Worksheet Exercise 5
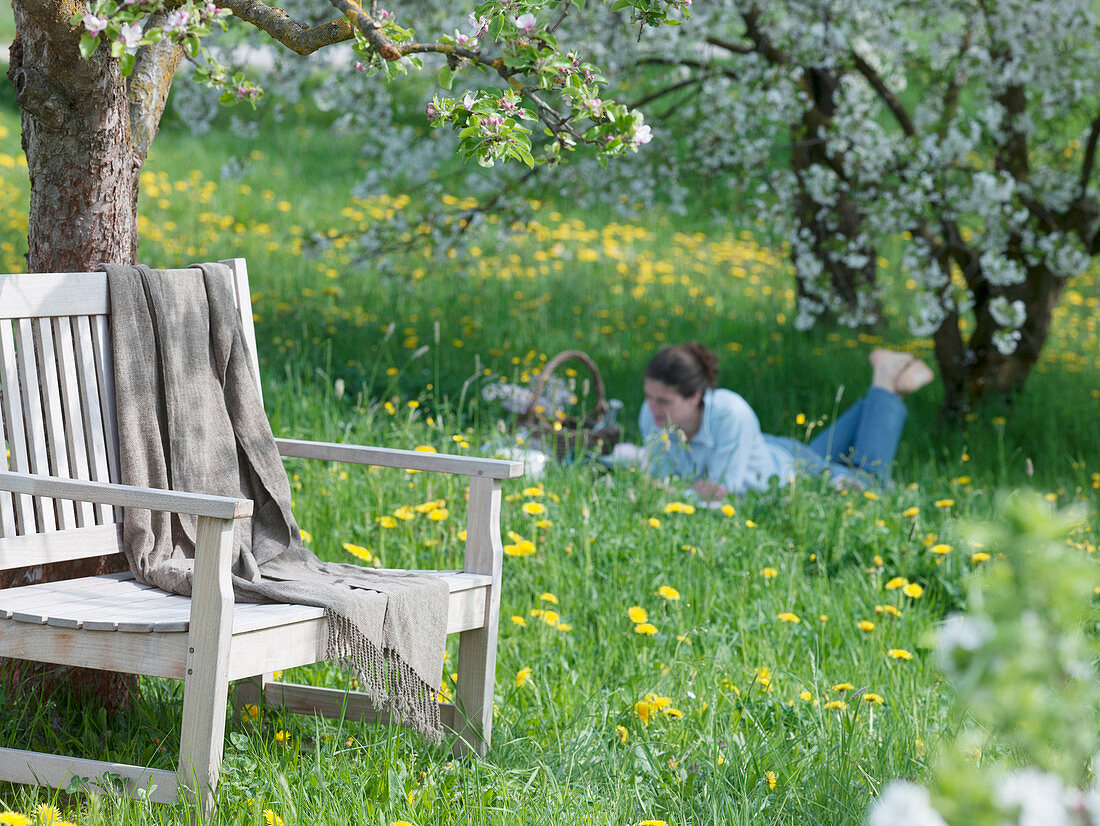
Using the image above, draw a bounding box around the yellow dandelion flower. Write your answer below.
[858,620,875,632]
[883,605,901,617]
[634,700,653,724]
[754,666,772,688]
[796,413,806,425]
[657,585,681,601]
[832,682,854,691]
[1,813,30,826]
[391,821,416,826]
[540,592,559,604]
[765,770,777,790]
[745,519,757,527]
[634,622,658,635]
[628,606,648,623]
[885,576,908,590]
[864,490,879,501]
[511,615,526,626]
[824,700,847,711]
[929,543,952,555]
[648,517,662,529]
[971,551,991,564]
[798,689,813,702]
[516,667,532,687]
[777,612,801,624]
[263,810,284,826]
[541,610,560,625]
[35,808,60,826]
[505,540,536,557]
[663,707,683,719]
[298,528,312,543]
[760,566,778,578]
[535,519,553,529]
[378,515,398,529]
[863,693,885,704]
[639,820,668,826]
[557,622,572,632]
[902,506,920,518]
[243,703,260,722]
[903,583,924,598]
[522,501,546,516]
[342,542,372,561]
[934,498,955,508]
[819,614,829,622]
[888,648,913,660]
[615,724,628,743]
[428,508,449,521]
[394,506,415,521]
[720,504,736,517]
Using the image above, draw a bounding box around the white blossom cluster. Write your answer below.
[163,0,1097,374]
[871,771,1100,826]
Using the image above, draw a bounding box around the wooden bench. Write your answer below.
[0,259,523,814]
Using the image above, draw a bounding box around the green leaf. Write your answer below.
[119,52,135,76]
[437,65,454,90]
[79,35,100,59]
[608,0,632,10]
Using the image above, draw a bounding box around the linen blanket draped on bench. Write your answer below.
[102,262,447,740]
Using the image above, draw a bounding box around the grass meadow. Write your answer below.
[0,59,1099,826]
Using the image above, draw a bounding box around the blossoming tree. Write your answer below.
[6,0,663,273]
[568,0,1100,412]
[3,0,664,705]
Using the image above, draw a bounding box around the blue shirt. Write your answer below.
[639,388,796,496]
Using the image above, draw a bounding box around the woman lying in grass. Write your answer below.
[638,341,934,500]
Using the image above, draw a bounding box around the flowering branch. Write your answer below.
[218,0,353,55]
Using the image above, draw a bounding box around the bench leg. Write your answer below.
[178,515,235,817]
[234,673,272,724]
[451,624,498,756]
[453,477,504,757]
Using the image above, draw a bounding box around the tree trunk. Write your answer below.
[935,265,1066,416]
[790,67,880,327]
[4,0,145,711]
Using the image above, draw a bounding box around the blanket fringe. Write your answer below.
[325,609,443,743]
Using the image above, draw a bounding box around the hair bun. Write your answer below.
[684,342,719,386]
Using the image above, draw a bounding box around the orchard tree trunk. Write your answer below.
[790,67,879,327]
[933,265,1067,416]
[4,0,179,711]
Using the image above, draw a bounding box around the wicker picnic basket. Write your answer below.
[516,350,621,461]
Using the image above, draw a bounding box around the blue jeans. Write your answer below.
[767,387,907,485]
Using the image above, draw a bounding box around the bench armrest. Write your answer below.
[0,471,253,520]
[274,438,524,480]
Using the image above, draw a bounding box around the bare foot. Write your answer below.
[869,349,915,394]
[895,358,934,396]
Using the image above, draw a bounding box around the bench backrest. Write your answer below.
[0,259,257,567]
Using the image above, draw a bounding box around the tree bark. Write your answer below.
[790,67,880,327]
[3,0,166,711]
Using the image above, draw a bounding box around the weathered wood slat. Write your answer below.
[33,317,77,529]
[0,320,35,532]
[0,748,177,803]
[275,438,525,479]
[0,619,189,678]
[53,316,96,526]
[91,313,121,485]
[15,318,57,532]
[0,471,253,520]
[0,522,124,570]
[264,680,457,731]
[0,272,110,319]
[72,315,113,524]
[0,355,15,536]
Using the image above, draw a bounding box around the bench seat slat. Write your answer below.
[0,570,491,633]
